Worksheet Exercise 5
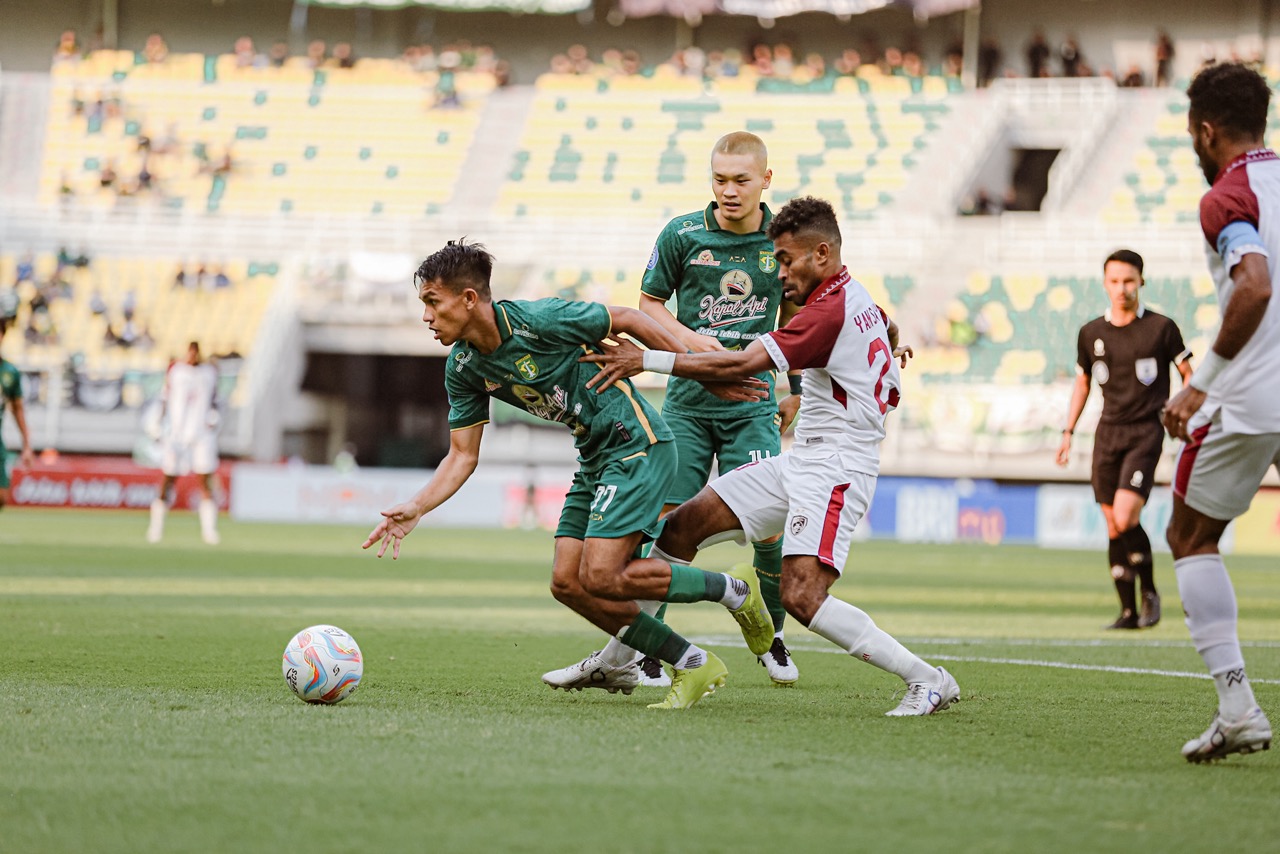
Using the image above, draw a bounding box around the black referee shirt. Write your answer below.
[1076,307,1190,426]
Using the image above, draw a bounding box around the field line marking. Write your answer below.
[689,635,1280,685]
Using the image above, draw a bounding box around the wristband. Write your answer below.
[1189,350,1231,393]
[788,374,803,395]
[1062,429,1073,435]
[642,350,677,374]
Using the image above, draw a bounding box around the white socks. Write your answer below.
[809,595,936,684]
[601,600,662,667]
[718,575,748,610]
[1176,553,1258,721]
[673,643,707,670]
[198,498,219,544]
[147,498,167,543]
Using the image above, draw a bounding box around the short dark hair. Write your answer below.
[766,196,842,248]
[414,238,494,299]
[0,318,7,337]
[1187,62,1271,141]
[1104,249,1144,275]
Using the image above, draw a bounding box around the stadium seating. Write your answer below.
[497,71,954,222]
[0,252,278,405]
[42,52,495,216]
[914,270,1218,384]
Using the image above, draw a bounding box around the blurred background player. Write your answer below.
[1056,249,1192,629]
[147,341,222,545]
[0,320,36,509]
[546,131,802,689]
[1163,62,1278,762]
[583,196,959,716]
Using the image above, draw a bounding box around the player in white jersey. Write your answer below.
[584,196,960,716]
[147,341,221,544]
[1162,63,1278,762]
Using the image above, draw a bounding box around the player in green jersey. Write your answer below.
[545,131,803,690]
[0,321,36,510]
[362,240,777,710]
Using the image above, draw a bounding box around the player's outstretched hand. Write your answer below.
[19,446,35,469]
[686,335,726,353]
[702,378,770,403]
[1055,433,1072,467]
[362,502,423,559]
[1161,386,1206,441]
[581,336,646,392]
[893,344,914,368]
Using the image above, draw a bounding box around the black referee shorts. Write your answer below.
[1091,418,1165,505]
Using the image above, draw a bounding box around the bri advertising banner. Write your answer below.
[9,456,230,510]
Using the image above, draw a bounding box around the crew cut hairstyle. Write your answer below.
[414,238,494,299]
[1187,62,1271,141]
[766,195,841,247]
[711,131,768,168]
[1104,248,1144,276]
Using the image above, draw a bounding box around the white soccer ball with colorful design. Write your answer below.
[282,625,363,704]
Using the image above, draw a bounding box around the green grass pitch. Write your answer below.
[3,508,1279,853]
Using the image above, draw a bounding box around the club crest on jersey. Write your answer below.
[1092,362,1110,384]
[691,250,721,267]
[516,354,539,381]
[1135,357,1157,386]
[719,269,753,301]
[1094,339,1105,357]
[790,515,808,535]
[759,251,777,273]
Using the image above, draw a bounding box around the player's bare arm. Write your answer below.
[639,293,725,353]
[582,336,774,384]
[1056,371,1091,467]
[1163,252,1271,440]
[885,316,913,367]
[11,396,34,468]
[363,424,483,559]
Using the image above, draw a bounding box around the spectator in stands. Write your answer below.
[803,52,827,80]
[53,29,81,64]
[99,160,117,190]
[329,42,356,69]
[173,265,191,290]
[750,43,773,76]
[434,52,461,108]
[902,50,925,79]
[14,253,34,286]
[978,38,1002,87]
[620,50,642,76]
[233,36,261,69]
[566,44,593,75]
[834,48,863,77]
[213,266,231,289]
[1026,29,1050,78]
[1060,36,1083,77]
[880,46,904,76]
[305,39,327,69]
[143,32,169,65]
[122,289,137,321]
[0,286,18,324]
[1155,31,1175,86]
[1121,65,1146,88]
[943,41,963,78]
[263,40,287,68]
[89,289,108,317]
[772,43,796,77]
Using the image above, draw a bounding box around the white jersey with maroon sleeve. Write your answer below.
[759,267,900,475]
[1197,148,1280,435]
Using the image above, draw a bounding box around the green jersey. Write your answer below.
[444,299,672,471]
[0,359,20,419]
[641,202,783,417]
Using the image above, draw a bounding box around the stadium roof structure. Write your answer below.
[297,0,976,17]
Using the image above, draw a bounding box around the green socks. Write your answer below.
[663,563,725,604]
[753,538,786,631]
[619,611,691,665]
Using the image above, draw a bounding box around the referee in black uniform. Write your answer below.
[1056,249,1193,629]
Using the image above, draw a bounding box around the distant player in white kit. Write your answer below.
[584,196,960,716]
[1162,62,1278,762]
[147,341,221,544]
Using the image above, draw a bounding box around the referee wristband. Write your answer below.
[1189,350,1231,393]
[642,350,677,374]
[788,374,803,395]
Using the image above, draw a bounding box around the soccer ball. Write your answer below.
[282,625,363,704]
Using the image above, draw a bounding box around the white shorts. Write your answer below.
[1175,410,1280,520]
[708,447,876,574]
[162,435,219,477]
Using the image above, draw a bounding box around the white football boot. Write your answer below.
[541,651,642,695]
[885,666,961,717]
[758,636,799,686]
[1182,707,1272,763]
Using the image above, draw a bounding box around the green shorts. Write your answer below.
[0,450,11,490]
[555,439,678,540]
[663,410,782,505]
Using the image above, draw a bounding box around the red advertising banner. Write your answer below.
[10,456,231,510]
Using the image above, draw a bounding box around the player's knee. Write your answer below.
[578,560,624,600]
[549,572,581,607]
[780,578,822,626]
